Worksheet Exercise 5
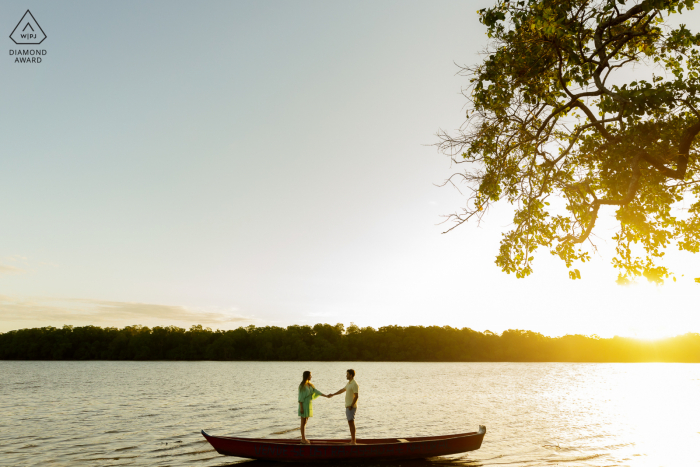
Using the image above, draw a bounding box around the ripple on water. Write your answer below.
[1,361,700,466]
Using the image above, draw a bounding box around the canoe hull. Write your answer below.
[201,426,486,461]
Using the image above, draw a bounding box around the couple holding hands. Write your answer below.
[297,369,359,445]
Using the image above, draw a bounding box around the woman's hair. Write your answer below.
[299,370,313,388]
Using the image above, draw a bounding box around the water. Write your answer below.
[1,362,699,466]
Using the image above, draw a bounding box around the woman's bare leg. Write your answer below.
[300,417,310,444]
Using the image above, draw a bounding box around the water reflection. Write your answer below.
[234,457,485,467]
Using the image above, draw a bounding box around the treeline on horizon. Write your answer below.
[0,323,698,362]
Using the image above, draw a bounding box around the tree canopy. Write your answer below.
[438,0,700,283]
[1,323,699,362]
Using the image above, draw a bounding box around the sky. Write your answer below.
[1,0,699,338]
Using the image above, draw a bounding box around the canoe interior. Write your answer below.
[205,431,480,445]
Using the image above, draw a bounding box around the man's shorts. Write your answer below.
[345,407,357,421]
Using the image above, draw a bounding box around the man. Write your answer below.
[330,369,359,445]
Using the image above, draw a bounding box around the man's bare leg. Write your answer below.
[301,417,310,444]
[347,420,356,445]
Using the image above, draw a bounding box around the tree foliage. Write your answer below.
[1,323,699,362]
[438,0,700,282]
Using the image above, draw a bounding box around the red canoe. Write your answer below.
[201,425,486,461]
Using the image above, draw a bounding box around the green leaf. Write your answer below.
[438,0,700,282]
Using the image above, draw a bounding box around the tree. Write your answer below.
[437,0,700,283]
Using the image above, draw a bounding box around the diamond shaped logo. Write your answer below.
[10,10,46,45]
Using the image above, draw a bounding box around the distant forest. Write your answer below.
[0,324,698,362]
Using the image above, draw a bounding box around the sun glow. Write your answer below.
[607,364,700,466]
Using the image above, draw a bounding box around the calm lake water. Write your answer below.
[1,362,699,466]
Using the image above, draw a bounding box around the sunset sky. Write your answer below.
[1,0,699,338]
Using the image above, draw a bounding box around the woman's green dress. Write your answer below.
[298,384,323,418]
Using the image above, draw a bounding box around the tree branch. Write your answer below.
[560,153,642,244]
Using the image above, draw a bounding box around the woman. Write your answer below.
[298,370,330,444]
